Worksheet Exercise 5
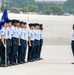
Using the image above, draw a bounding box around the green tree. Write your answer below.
[54,6,65,15]
[43,9,52,15]
[28,5,38,12]
[63,0,74,11]
[1,4,4,12]
[20,7,28,13]
[9,0,35,8]
[11,7,20,13]
[3,0,65,14]
[3,0,67,14]
[70,9,74,15]
[44,6,65,15]
[7,0,47,12]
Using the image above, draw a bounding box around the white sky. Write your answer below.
[35,0,67,1]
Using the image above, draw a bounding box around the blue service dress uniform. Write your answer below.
[32,29,36,60]
[39,30,43,59]
[7,26,12,64]
[1,27,9,65]
[19,28,27,63]
[28,29,35,61]
[0,29,2,64]
[18,27,22,63]
[71,32,74,56]
[10,25,14,64]
[34,29,40,60]
[11,26,19,65]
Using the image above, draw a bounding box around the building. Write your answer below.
[35,0,67,5]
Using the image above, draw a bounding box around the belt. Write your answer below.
[31,40,34,42]
[21,39,26,41]
[7,39,11,40]
[40,39,43,40]
[35,39,40,41]
[12,37,18,39]
[72,40,74,42]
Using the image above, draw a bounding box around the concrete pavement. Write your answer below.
[0,45,74,75]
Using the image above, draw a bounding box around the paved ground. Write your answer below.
[0,45,74,75]
[0,14,74,75]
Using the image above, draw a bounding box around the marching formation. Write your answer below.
[0,10,43,67]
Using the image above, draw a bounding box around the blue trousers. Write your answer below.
[6,39,11,65]
[1,39,11,65]
[18,39,27,63]
[0,39,4,64]
[0,39,2,58]
[18,46,21,63]
[10,38,19,64]
[34,40,40,59]
[27,41,34,61]
[71,41,74,56]
[1,43,5,64]
[39,39,43,58]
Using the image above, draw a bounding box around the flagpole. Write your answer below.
[4,4,7,67]
[5,27,7,67]
[27,2,29,23]
[26,1,29,62]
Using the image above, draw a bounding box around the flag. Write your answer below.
[0,22,2,30]
[1,9,9,67]
[1,9,9,23]
[0,9,9,30]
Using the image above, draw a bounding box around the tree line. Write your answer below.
[1,0,74,15]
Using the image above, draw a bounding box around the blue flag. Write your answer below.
[0,22,2,30]
[0,9,9,30]
[1,9,9,23]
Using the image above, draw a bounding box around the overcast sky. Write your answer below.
[35,0,67,1]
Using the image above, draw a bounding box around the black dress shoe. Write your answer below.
[7,64,11,66]
[24,61,28,63]
[0,64,6,67]
[36,58,39,60]
[33,59,36,61]
[39,58,43,60]
[28,60,33,62]
[72,62,74,64]
[10,63,16,65]
[20,62,24,64]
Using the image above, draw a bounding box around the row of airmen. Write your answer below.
[0,19,43,67]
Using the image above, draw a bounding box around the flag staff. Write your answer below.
[25,1,29,62]
[4,28,7,67]
[27,1,29,24]
[4,4,7,67]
